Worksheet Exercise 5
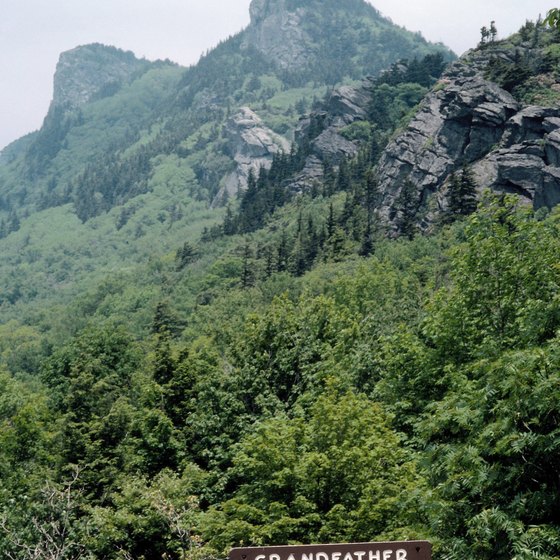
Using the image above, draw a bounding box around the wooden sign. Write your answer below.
[230,541,431,560]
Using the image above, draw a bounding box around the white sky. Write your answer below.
[0,0,556,150]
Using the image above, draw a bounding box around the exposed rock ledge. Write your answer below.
[287,79,374,192]
[213,107,290,206]
[374,56,560,231]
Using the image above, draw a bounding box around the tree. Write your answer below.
[480,26,490,46]
[0,468,88,560]
[202,388,426,554]
[445,164,478,220]
[176,242,199,270]
[240,241,255,289]
[544,8,560,28]
[422,343,560,559]
[223,204,236,236]
[489,20,498,42]
[425,193,560,363]
[395,179,419,239]
[41,325,142,497]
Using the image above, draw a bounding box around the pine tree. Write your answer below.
[241,241,255,289]
[176,241,198,270]
[326,202,337,239]
[262,245,276,278]
[445,171,463,218]
[480,26,490,46]
[223,204,237,236]
[459,164,478,215]
[335,159,351,192]
[359,220,374,257]
[489,20,498,42]
[446,165,478,220]
[395,179,419,240]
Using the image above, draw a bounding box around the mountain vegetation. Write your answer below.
[0,1,559,559]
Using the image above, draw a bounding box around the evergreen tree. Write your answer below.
[241,241,255,289]
[395,179,419,239]
[335,159,351,192]
[326,202,337,239]
[489,20,498,42]
[175,241,199,270]
[277,230,290,273]
[480,26,490,46]
[446,164,478,220]
[359,220,374,257]
[223,204,237,235]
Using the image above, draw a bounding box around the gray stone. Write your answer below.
[502,106,560,147]
[311,129,360,164]
[376,72,519,224]
[545,130,560,167]
[374,48,560,230]
[212,107,290,206]
[539,166,560,208]
[52,44,147,109]
[243,0,311,71]
[289,79,375,192]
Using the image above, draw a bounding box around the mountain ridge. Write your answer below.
[1,6,559,560]
[0,0,453,324]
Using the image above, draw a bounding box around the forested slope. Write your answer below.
[0,3,559,560]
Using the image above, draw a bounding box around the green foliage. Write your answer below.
[443,165,478,222]
[203,388,426,553]
[2,198,560,558]
[2,5,560,559]
[422,341,560,559]
[86,468,206,560]
[544,8,560,29]
[425,195,560,364]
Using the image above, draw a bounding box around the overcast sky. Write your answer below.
[1,0,556,150]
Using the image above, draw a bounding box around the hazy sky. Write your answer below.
[1,0,556,150]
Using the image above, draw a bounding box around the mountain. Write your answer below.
[243,0,447,82]
[281,22,560,234]
[0,0,452,324]
[1,4,560,560]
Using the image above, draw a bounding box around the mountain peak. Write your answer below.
[244,0,453,79]
[52,43,147,109]
[245,0,310,71]
[248,0,274,23]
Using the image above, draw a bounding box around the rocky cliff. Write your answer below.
[288,80,374,192]
[52,44,148,109]
[244,0,311,71]
[213,107,290,205]
[375,46,560,230]
[242,0,454,81]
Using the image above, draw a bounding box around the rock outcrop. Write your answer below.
[374,53,560,230]
[52,44,148,109]
[243,0,454,78]
[472,106,560,209]
[244,0,311,71]
[213,107,290,205]
[288,79,374,192]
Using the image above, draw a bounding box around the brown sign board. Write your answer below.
[230,541,431,560]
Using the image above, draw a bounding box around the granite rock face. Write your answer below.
[374,55,560,231]
[244,0,311,71]
[288,79,374,192]
[213,107,290,205]
[52,44,147,109]
[471,108,560,209]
